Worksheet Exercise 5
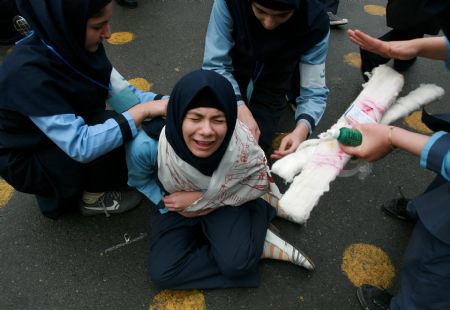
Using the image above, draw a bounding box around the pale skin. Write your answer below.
[238,3,309,159]
[85,3,169,129]
[163,107,229,217]
[341,29,448,161]
[340,124,429,161]
[347,29,448,61]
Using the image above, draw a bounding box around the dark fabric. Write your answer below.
[0,110,128,218]
[165,69,237,176]
[0,0,21,45]
[409,175,450,245]
[0,0,112,116]
[233,57,298,153]
[141,117,166,140]
[423,0,450,39]
[225,0,329,64]
[253,0,299,10]
[110,112,133,142]
[149,199,276,289]
[318,0,337,14]
[425,135,450,175]
[386,0,440,35]
[88,0,112,17]
[422,110,450,132]
[390,220,450,310]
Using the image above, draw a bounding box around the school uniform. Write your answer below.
[127,69,278,288]
[203,0,330,152]
[0,0,163,218]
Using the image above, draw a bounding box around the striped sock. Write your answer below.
[261,240,290,261]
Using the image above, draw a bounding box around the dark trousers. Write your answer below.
[319,0,339,14]
[390,220,450,310]
[233,58,297,153]
[0,111,128,218]
[149,199,276,289]
[392,176,450,309]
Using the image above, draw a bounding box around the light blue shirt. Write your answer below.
[419,45,450,181]
[202,0,330,132]
[126,130,163,204]
[30,85,160,163]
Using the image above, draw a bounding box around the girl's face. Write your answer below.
[182,107,228,158]
[251,2,294,30]
[85,2,113,52]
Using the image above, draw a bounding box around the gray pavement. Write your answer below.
[1,0,449,309]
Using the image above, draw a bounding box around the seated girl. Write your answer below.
[127,69,314,289]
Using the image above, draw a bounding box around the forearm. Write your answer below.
[390,126,429,157]
[413,36,448,61]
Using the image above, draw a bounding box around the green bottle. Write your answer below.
[337,127,362,146]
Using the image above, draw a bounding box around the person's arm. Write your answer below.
[348,29,448,61]
[341,124,450,181]
[420,131,450,181]
[126,130,164,204]
[272,31,330,159]
[339,124,429,161]
[202,0,260,140]
[202,0,240,99]
[30,100,166,163]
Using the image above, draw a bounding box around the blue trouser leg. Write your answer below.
[390,220,450,310]
[149,199,276,289]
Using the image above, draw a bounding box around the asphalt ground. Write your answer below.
[1,0,449,309]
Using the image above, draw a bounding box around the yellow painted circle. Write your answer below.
[107,32,135,45]
[342,243,395,289]
[364,5,386,16]
[0,179,14,208]
[344,52,362,69]
[404,111,433,134]
[149,290,206,310]
[128,78,153,92]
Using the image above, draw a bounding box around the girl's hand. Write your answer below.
[163,191,203,212]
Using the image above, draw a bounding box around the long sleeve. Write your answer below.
[202,0,243,102]
[295,31,330,133]
[420,131,450,181]
[126,130,163,204]
[30,111,138,163]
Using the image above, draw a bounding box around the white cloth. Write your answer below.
[158,120,279,211]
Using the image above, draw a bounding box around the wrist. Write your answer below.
[387,126,396,150]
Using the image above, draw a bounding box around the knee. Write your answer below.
[216,253,259,278]
[149,262,179,289]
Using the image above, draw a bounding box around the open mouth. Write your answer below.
[194,139,215,150]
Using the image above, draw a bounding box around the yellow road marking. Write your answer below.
[107,32,135,45]
[344,52,361,69]
[128,78,153,92]
[149,290,206,310]
[403,111,433,134]
[0,179,14,208]
[364,5,386,16]
[341,243,395,289]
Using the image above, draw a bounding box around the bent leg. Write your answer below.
[149,200,276,289]
[203,200,276,280]
[0,146,83,218]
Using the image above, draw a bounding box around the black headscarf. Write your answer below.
[0,0,112,116]
[165,69,237,176]
[225,0,329,63]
